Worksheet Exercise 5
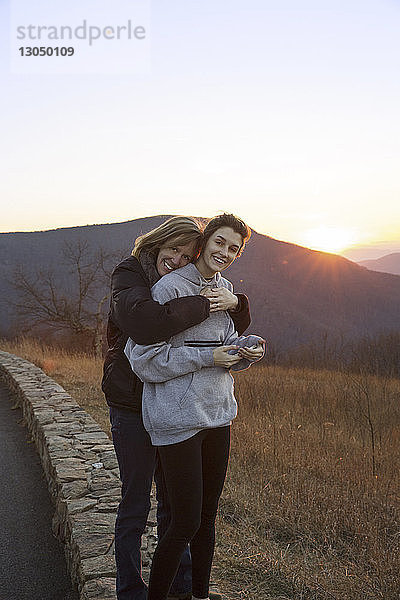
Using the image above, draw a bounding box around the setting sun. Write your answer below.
[299,226,359,254]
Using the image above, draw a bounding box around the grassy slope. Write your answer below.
[1,338,399,600]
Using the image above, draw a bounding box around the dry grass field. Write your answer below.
[1,337,399,599]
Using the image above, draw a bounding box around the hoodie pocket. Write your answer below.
[178,368,236,428]
[178,372,195,406]
[144,375,193,432]
[144,369,236,435]
[180,367,233,406]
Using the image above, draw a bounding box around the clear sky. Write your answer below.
[1,0,399,259]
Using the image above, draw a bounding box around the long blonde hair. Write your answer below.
[132,216,203,260]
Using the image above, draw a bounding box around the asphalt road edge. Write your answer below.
[0,350,157,600]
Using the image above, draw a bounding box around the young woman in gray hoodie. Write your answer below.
[125,214,265,600]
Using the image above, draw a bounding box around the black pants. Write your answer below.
[148,426,231,600]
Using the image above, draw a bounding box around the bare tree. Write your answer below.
[11,239,124,356]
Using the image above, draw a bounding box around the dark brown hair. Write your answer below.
[202,213,251,256]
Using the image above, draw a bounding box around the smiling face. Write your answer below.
[156,239,197,277]
[195,226,243,278]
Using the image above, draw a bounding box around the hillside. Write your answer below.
[1,217,400,350]
[2,337,399,600]
[359,252,400,275]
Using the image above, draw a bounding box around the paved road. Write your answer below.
[0,382,79,600]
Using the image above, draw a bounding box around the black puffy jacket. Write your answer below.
[102,257,251,412]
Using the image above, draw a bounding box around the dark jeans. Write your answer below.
[110,407,192,600]
[148,426,231,600]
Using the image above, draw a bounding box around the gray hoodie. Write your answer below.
[125,263,262,446]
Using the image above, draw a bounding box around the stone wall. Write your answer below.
[0,350,157,600]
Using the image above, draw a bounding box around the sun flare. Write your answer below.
[299,226,359,254]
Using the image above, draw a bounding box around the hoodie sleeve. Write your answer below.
[223,325,251,372]
[125,338,214,383]
[223,317,265,372]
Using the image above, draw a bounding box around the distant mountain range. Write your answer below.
[358,253,400,276]
[343,242,400,262]
[1,217,400,351]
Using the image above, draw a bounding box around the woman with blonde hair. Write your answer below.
[102,215,251,600]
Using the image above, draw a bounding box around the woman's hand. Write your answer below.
[212,346,241,368]
[200,286,239,312]
[238,341,266,362]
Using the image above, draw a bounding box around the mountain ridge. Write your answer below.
[359,252,400,276]
[1,216,400,351]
